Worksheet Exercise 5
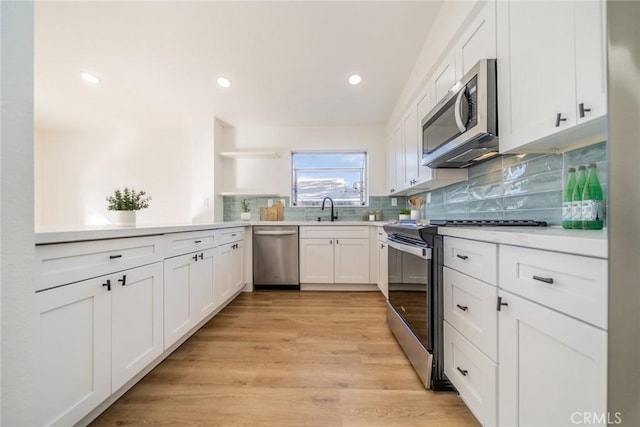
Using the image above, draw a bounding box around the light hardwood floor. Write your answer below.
[91,291,479,426]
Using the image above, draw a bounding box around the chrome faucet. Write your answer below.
[321,197,338,222]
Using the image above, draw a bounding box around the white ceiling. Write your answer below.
[34,1,443,130]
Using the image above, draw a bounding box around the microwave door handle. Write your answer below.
[454,87,468,133]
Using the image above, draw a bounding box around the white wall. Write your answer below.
[387,0,480,130]
[222,125,386,197]
[35,126,192,228]
[1,1,35,424]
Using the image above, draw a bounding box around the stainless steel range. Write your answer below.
[384,219,548,390]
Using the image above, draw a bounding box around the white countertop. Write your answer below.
[437,226,608,259]
[35,220,389,244]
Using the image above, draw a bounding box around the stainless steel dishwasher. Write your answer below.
[253,226,299,289]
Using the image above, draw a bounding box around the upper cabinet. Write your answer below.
[433,51,458,105]
[456,0,497,77]
[497,0,606,153]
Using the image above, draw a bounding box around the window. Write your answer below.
[292,151,367,207]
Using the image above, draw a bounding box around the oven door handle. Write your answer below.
[387,240,432,260]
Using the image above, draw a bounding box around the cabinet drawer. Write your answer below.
[499,245,607,329]
[444,267,498,361]
[299,226,369,239]
[444,237,497,285]
[444,322,497,427]
[36,236,164,291]
[164,230,216,258]
[216,227,245,245]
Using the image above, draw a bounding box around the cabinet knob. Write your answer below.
[497,296,509,311]
[456,304,468,312]
[109,254,122,260]
[555,113,567,127]
[579,103,591,118]
[199,253,204,260]
[380,243,385,249]
[195,240,202,244]
[118,275,127,286]
[192,254,199,262]
[102,279,111,291]
[456,367,468,376]
[456,254,469,260]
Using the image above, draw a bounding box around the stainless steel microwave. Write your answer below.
[421,59,498,168]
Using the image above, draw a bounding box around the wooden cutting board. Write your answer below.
[260,201,284,221]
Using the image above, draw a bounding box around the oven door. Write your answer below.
[387,239,432,348]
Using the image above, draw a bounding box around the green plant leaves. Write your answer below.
[106,187,151,211]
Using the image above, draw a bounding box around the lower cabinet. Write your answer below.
[164,248,217,349]
[218,240,244,303]
[377,238,388,298]
[36,262,163,426]
[498,290,607,427]
[299,238,369,284]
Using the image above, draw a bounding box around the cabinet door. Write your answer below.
[378,241,389,299]
[191,247,217,322]
[498,291,607,426]
[299,238,334,283]
[386,135,397,194]
[36,276,111,427]
[163,254,194,349]
[456,0,496,78]
[403,104,419,188]
[111,262,164,392]
[230,241,245,292]
[416,87,434,183]
[334,238,370,283]
[393,124,404,193]
[217,242,234,303]
[575,0,607,124]
[497,0,576,152]
[432,50,457,105]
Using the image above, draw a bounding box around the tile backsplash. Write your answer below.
[223,141,607,226]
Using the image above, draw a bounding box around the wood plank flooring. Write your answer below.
[91,291,479,426]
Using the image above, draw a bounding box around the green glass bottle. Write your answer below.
[572,165,586,229]
[562,167,576,229]
[581,162,604,229]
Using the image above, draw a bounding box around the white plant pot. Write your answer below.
[398,214,411,221]
[410,210,420,220]
[240,212,251,221]
[115,210,136,227]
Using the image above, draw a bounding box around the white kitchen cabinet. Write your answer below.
[498,290,607,426]
[334,238,370,283]
[36,261,164,426]
[497,0,607,153]
[376,227,388,299]
[386,135,397,195]
[393,124,404,194]
[36,275,111,427]
[218,240,244,303]
[432,50,457,105]
[164,247,218,349]
[455,0,496,78]
[111,262,164,392]
[299,227,370,285]
[403,104,419,188]
[442,236,498,426]
[299,238,334,283]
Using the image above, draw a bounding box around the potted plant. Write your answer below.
[106,187,151,227]
[399,208,411,221]
[240,199,251,221]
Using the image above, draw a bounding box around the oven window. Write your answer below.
[388,246,429,347]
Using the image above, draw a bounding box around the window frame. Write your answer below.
[290,150,368,207]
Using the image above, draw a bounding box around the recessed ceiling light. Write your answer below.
[80,72,100,84]
[217,77,232,88]
[348,74,362,85]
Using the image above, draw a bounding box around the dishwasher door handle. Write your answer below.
[254,230,298,236]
